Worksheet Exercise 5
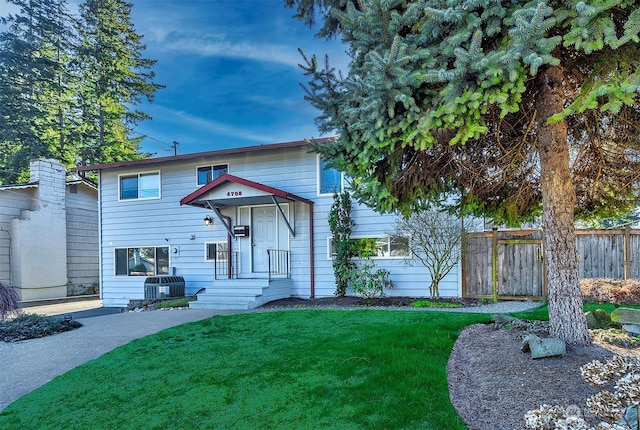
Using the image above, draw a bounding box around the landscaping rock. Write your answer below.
[521,334,566,359]
[619,405,638,430]
[584,309,611,329]
[611,307,640,325]
[622,324,640,336]
[584,312,597,329]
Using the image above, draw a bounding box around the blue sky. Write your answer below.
[0,0,347,156]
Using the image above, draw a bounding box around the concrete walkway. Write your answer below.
[0,307,238,411]
[19,295,108,317]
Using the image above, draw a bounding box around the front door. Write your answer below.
[251,206,277,272]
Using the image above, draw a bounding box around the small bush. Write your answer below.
[1,314,82,342]
[581,278,640,305]
[127,297,195,311]
[0,282,21,320]
[156,298,193,309]
[349,261,393,299]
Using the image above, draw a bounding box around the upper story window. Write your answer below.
[318,156,343,195]
[119,171,160,200]
[197,164,228,186]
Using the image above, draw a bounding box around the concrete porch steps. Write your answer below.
[188,278,291,310]
[188,291,262,310]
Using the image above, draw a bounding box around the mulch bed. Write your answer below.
[446,323,637,430]
[260,296,480,308]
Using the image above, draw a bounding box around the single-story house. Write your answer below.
[73,139,462,309]
[0,159,99,300]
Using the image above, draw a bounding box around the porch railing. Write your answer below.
[214,251,239,280]
[267,249,290,281]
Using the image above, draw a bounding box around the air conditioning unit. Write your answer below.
[143,276,186,299]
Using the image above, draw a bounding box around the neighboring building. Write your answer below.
[0,159,99,300]
[73,139,462,309]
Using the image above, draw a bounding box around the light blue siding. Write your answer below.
[97,144,461,307]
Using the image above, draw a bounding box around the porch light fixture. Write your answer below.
[204,215,214,226]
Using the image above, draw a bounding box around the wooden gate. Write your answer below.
[463,227,640,300]
[463,230,546,300]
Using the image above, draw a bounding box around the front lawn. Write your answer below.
[511,302,640,321]
[0,310,489,430]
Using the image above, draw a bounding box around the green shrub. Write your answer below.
[1,314,82,342]
[155,298,193,309]
[349,261,393,299]
[328,191,355,297]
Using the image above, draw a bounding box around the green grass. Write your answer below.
[510,302,640,321]
[0,310,490,430]
[410,299,463,308]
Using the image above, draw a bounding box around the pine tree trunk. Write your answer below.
[99,108,105,148]
[537,65,591,346]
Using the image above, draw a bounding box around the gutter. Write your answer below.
[98,170,103,301]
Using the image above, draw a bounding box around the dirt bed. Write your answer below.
[447,323,639,430]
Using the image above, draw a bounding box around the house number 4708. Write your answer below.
[227,191,242,196]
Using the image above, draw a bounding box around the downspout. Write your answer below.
[222,214,232,279]
[309,201,315,298]
[0,228,11,286]
[204,201,234,279]
[98,170,103,300]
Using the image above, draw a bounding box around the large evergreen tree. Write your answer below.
[75,0,162,166]
[0,0,74,183]
[291,0,640,345]
[0,0,161,183]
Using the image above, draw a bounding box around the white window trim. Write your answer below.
[326,235,410,260]
[196,164,229,186]
[204,241,229,262]
[118,170,161,201]
[113,245,170,277]
[317,155,344,196]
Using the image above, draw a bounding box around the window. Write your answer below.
[119,172,160,200]
[114,246,169,276]
[327,236,410,259]
[318,157,343,195]
[205,242,229,262]
[197,164,228,186]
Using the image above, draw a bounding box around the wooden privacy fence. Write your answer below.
[462,227,640,300]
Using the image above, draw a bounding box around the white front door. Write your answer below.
[251,206,277,273]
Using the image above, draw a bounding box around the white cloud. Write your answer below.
[0,1,19,16]
[155,106,276,144]
[161,36,302,68]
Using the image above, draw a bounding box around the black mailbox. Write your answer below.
[233,225,250,237]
